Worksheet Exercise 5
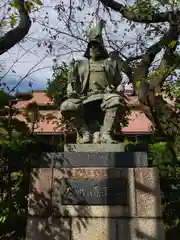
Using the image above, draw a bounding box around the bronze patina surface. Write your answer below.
[60,20,126,144]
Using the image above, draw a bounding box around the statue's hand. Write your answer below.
[67,91,79,98]
[116,84,124,94]
[105,85,115,93]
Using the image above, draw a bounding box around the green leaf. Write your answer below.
[168,41,177,48]
[9,0,20,9]
[24,1,34,12]
[0,90,12,107]
[175,103,180,109]
[33,0,43,5]
[0,127,8,136]
[0,215,7,223]
[135,80,140,88]
[0,20,7,27]
[10,13,16,28]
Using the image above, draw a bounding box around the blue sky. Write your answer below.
[0,1,58,91]
[0,0,135,92]
[0,0,162,93]
[2,75,47,92]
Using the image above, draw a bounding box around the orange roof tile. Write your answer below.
[14,90,153,134]
[121,110,152,133]
[14,91,53,109]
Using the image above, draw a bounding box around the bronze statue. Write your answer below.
[60,20,125,144]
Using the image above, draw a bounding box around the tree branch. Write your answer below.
[134,23,179,83]
[132,22,179,110]
[109,50,133,82]
[0,0,31,56]
[150,54,180,90]
[100,0,180,23]
[99,0,180,140]
[149,22,180,89]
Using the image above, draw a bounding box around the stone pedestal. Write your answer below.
[26,144,165,240]
[64,143,125,152]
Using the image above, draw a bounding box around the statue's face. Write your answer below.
[89,42,103,59]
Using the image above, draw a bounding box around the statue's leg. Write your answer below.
[72,111,92,143]
[100,93,123,143]
[60,99,92,143]
[100,107,118,143]
[83,99,103,143]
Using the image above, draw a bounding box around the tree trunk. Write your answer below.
[0,0,31,55]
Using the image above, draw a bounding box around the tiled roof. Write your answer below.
[122,110,152,133]
[14,91,53,109]
[14,90,153,134]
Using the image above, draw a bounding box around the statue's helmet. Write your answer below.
[84,19,109,59]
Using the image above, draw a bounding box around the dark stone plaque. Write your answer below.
[11,151,148,168]
[53,152,148,168]
[61,179,127,205]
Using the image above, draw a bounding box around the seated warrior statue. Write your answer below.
[60,20,126,144]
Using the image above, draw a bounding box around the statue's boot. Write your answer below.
[72,116,92,143]
[100,107,118,143]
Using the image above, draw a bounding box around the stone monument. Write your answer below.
[25,20,165,240]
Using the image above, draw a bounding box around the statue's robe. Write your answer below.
[61,57,125,112]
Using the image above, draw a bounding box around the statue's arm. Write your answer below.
[121,61,133,83]
[109,51,133,84]
[67,61,80,97]
[104,60,124,94]
[109,61,123,89]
